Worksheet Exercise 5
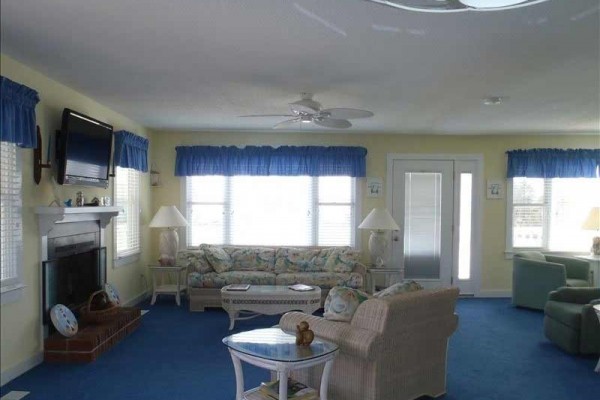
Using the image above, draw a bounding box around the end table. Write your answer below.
[149,265,187,306]
[367,267,403,294]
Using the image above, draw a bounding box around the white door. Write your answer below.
[389,157,481,293]
[391,160,454,288]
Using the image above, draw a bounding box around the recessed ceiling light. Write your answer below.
[483,96,507,105]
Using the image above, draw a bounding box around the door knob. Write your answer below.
[393,236,399,242]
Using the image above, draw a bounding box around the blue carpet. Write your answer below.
[1,298,599,399]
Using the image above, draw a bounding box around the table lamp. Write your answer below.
[358,208,400,267]
[149,205,188,266]
[582,207,600,256]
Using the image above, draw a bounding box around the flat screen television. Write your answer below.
[56,109,113,188]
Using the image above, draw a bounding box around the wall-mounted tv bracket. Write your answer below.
[33,125,52,184]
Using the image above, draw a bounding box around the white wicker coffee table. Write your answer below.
[221,285,321,330]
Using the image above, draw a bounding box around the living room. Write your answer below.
[1,1,599,399]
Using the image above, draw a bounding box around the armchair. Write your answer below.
[279,287,460,400]
[543,287,600,355]
[512,252,591,310]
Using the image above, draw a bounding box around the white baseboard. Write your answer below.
[0,352,43,387]
[477,290,512,298]
[123,290,150,307]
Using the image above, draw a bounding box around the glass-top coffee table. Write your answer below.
[223,327,339,400]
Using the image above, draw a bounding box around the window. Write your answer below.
[114,166,141,264]
[185,176,357,247]
[0,141,23,294]
[508,177,600,252]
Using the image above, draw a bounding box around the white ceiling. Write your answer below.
[1,0,599,134]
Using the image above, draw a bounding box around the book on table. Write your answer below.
[226,284,251,291]
[288,284,315,292]
[259,378,317,399]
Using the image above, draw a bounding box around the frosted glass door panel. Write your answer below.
[403,173,442,280]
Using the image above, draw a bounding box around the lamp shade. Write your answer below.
[149,206,188,228]
[582,207,600,230]
[358,208,400,231]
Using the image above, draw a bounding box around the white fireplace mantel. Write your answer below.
[35,206,122,236]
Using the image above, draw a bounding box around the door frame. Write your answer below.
[386,153,484,296]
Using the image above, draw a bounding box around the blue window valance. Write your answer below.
[114,130,149,172]
[175,145,368,177]
[507,148,600,178]
[0,76,40,148]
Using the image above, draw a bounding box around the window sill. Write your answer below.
[0,283,26,305]
[114,253,140,268]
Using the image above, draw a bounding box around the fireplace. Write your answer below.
[36,206,120,337]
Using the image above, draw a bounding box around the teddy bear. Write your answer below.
[296,321,315,346]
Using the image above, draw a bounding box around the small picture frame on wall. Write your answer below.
[366,177,383,197]
[486,179,505,199]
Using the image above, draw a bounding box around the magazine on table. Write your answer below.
[288,284,315,292]
[226,284,250,291]
[259,378,317,399]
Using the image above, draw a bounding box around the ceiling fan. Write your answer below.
[239,93,374,129]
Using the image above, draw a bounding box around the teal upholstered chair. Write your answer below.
[512,252,591,310]
[543,287,600,355]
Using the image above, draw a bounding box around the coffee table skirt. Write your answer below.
[221,285,321,330]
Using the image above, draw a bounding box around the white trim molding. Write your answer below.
[0,284,26,305]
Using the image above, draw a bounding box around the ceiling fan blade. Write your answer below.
[239,114,295,118]
[273,118,301,129]
[314,118,352,129]
[321,108,374,120]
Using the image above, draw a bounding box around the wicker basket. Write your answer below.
[80,290,120,324]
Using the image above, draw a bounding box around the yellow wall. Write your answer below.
[1,51,598,382]
[149,130,599,293]
[0,54,152,378]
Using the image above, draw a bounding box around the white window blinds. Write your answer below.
[511,177,600,251]
[114,166,141,259]
[186,176,356,247]
[0,142,22,287]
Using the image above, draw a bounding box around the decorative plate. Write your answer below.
[50,304,78,337]
[104,283,121,306]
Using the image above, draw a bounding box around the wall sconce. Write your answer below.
[150,164,161,187]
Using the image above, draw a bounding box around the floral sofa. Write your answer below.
[176,244,367,311]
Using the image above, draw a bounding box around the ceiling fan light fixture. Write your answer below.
[459,0,533,8]
[364,0,550,12]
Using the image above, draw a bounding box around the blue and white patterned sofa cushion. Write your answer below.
[323,286,371,322]
[324,247,361,273]
[176,248,213,274]
[275,272,363,289]
[188,271,276,288]
[225,247,275,272]
[202,245,233,273]
[274,248,326,273]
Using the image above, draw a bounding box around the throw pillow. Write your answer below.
[176,249,213,274]
[373,280,424,298]
[324,247,361,273]
[202,245,233,273]
[323,286,371,322]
